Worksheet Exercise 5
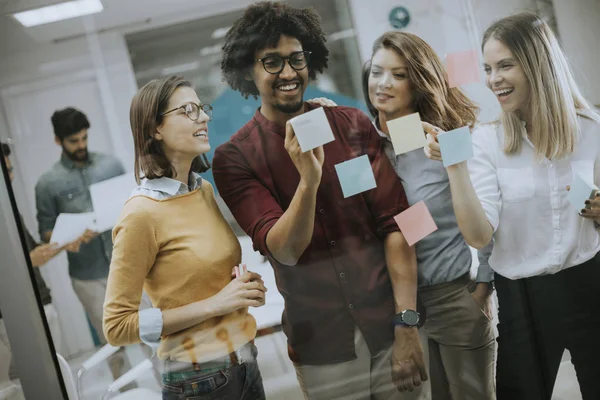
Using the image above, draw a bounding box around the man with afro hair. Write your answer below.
[214,2,427,398]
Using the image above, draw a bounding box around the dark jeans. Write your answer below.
[495,252,600,400]
[161,343,266,400]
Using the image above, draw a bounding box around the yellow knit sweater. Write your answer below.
[103,182,256,363]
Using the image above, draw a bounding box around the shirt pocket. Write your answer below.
[57,188,91,213]
[570,160,595,184]
[497,167,535,202]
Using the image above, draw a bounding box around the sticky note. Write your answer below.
[567,173,598,211]
[446,50,481,88]
[437,126,473,167]
[394,201,438,246]
[289,107,335,152]
[386,112,426,155]
[334,155,377,198]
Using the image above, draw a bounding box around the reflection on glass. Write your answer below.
[0,0,598,399]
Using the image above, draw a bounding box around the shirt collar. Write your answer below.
[519,120,534,148]
[372,117,391,141]
[140,172,203,196]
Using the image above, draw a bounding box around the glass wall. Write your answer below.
[0,0,598,399]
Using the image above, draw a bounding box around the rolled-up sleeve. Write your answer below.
[468,125,501,232]
[139,308,163,352]
[35,180,58,238]
[476,241,495,282]
[103,202,158,346]
[361,116,408,237]
[213,143,283,256]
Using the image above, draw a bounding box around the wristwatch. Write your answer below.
[392,309,420,327]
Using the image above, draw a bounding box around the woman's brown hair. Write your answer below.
[363,31,479,131]
[130,76,210,184]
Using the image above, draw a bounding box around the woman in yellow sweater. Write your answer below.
[103,75,268,399]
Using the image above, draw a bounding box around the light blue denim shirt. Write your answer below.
[35,152,125,280]
[133,172,203,352]
[374,121,494,286]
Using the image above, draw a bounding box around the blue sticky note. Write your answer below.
[437,126,473,167]
[567,173,598,210]
[334,155,377,198]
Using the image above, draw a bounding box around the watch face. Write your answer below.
[403,310,419,326]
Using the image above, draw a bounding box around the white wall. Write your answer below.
[553,0,600,106]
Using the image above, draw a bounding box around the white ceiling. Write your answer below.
[0,0,257,54]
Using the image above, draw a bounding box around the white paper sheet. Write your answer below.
[89,173,137,233]
[49,212,96,247]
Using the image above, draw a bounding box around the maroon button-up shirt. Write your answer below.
[213,103,409,365]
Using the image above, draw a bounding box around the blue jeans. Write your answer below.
[161,343,266,400]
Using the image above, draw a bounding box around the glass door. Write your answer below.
[0,150,66,399]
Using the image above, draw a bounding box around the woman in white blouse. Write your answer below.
[424,12,600,400]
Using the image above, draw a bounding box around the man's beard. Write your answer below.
[63,146,89,162]
[273,100,304,114]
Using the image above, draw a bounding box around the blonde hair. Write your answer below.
[482,12,600,160]
[363,31,479,131]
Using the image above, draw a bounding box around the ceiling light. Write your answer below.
[211,26,231,40]
[200,44,222,56]
[329,29,355,42]
[161,62,200,76]
[11,0,104,28]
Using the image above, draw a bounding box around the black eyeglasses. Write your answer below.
[161,103,213,121]
[255,51,311,75]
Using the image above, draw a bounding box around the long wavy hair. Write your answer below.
[363,31,479,131]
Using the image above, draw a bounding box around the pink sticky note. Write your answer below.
[446,50,481,88]
[394,201,438,246]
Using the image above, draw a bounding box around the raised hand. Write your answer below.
[284,121,325,188]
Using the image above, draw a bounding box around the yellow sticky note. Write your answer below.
[386,113,426,155]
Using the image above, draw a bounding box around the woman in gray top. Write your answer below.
[363,32,496,400]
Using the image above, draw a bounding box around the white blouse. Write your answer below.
[468,115,600,279]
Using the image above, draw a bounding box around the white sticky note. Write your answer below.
[90,173,138,232]
[334,155,377,198]
[289,107,335,152]
[386,113,427,155]
[50,212,96,247]
[437,126,473,167]
[567,173,598,211]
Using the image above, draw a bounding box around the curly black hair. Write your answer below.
[221,1,329,99]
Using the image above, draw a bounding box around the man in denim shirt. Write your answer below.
[35,107,125,348]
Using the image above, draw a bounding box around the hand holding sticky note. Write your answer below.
[446,50,481,88]
[567,173,599,211]
[335,154,377,198]
[289,107,335,152]
[394,201,438,246]
[437,126,473,167]
[387,112,427,155]
[234,263,248,278]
